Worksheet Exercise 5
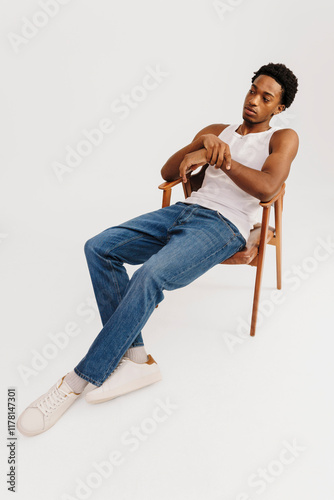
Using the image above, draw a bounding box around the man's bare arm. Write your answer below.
[218,129,299,201]
[160,124,227,181]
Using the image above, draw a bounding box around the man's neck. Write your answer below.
[238,120,272,136]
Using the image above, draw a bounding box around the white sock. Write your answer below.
[65,370,89,393]
[124,346,149,363]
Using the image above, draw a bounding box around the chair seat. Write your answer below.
[222,224,275,265]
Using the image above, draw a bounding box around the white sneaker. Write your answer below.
[85,354,162,404]
[17,375,81,437]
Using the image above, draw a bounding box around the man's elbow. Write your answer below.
[160,165,169,181]
[257,184,281,202]
[160,170,173,182]
[160,165,179,182]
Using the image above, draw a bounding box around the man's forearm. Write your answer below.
[160,136,205,181]
[220,160,280,201]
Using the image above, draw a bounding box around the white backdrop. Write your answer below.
[1,1,334,499]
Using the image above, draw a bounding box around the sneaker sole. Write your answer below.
[86,371,162,404]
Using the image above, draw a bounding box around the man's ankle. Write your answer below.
[125,346,149,363]
[64,371,88,393]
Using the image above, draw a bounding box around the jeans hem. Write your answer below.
[74,367,102,387]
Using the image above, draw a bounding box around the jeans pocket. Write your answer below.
[215,211,237,233]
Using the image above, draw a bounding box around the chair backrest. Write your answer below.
[182,164,209,198]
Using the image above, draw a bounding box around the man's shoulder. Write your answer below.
[271,127,299,141]
[269,128,299,154]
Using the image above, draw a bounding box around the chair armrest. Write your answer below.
[158,177,188,208]
[158,178,183,190]
[259,183,285,207]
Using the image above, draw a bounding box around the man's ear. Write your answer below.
[273,104,286,115]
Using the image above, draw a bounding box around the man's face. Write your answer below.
[242,74,285,124]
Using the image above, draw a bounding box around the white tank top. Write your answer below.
[184,123,280,240]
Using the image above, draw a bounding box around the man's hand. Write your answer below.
[179,149,208,183]
[202,134,231,170]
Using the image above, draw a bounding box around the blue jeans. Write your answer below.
[74,202,246,386]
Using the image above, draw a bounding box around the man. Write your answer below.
[17,62,299,436]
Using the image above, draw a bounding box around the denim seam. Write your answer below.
[108,260,123,304]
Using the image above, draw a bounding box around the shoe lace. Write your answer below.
[112,356,129,373]
[37,383,69,416]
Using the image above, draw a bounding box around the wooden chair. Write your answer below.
[158,164,285,337]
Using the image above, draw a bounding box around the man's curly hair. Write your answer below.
[251,63,298,109]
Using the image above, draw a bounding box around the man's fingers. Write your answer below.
[179,160,187,182]
[206,141,219,165]
[225,146,232,170]
[180,162,205,183]
[215,145,226,169]
[180,159,194,183]
[214,145,232,171]
[207,146,215,165]
[212,146,219,166]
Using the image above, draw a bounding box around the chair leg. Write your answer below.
[250,206,271,336]
[162,189,171,208]
[274,197,283,290]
